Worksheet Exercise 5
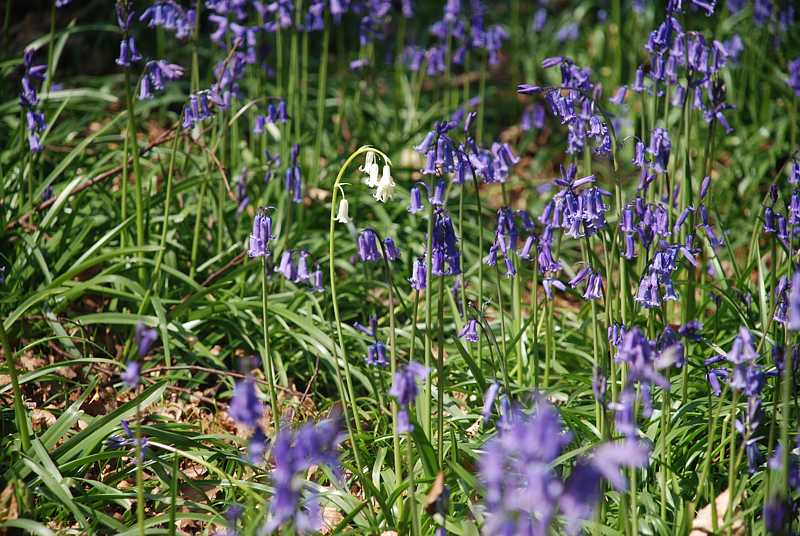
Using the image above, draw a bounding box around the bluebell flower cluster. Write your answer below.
[230,376,270,462]
[431,209,461,276]
[353,315,388,367]
[19,49,48,153]
[519,56,612,155]
[139,1,195,40]
[479,397,651,535]
[635,5,736,134]
[276,249,324,292]
[264,418,344,534]
[115,1,142,68]
[539,164,610,239]
[254,100,288,133]
[248,211,275,257]
[609,326,686,437]
[285,144,302,203]
[138,60,185,100]
[402,0,506,76]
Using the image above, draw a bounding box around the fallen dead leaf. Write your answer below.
[690,488,744,536]
[31,408,57,431]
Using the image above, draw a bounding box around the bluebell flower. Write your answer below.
[357,229,382,263]
[383,237,401,262]
[409,256,427,290]
[389,362,429,433]
[107,419,148,463]
[481,382,500,422]
[458,319,479,343]
[408,185,424,214]
[365,341,388,367]
[249,212,275,257]
[121,360,140,388]
[139,1,195,39]
[139,60,184,100]
[265,418,344,534]
[135,322,158,357]
[229,377,264,428]
[116,36,142,68]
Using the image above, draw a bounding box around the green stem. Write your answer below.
[261,256,281,432]
[0,321,31,451]
[135,405,145,536]
[124,71,145,285]
[405,431,421,536]
[436,274,446,468]
[423,182,435,439]
[380,243,403,494]
[45,3,56,94]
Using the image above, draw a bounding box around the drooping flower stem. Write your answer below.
[423,179,435,439]
[0,321,30,451]
[436,272,446,468]
[124,70,146,285]
[328,146,390,439]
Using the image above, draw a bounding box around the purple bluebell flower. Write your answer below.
[365,341,388,367]
[592,366,607,407]
[459,319,479,343]
[311,264,324,292]
[230,377,264,428]
[265,418,344,534]
[121,360,140,388]
[787,272,800,330]
[789,58,800,97]
[408,185,424,214]
[409,256,427,290]
[481,381,500,422]
[138,60,184,101]
[648,128,672,173]
[383,237,401,262]
[278,250,296,281]
[116,36,142,68]
[389,361,429,433]
[353,315,377,338]
[357,229,382,263]
[182,91,214,129]
[431,179,447,206]
[139,1,195,39]
[432,210,461,276]
[764,496,791,534]
[135,322,158,357]
[285,144,303,204]
[479,398,572,535]
[248,212,274,257]
[107,419,148,462]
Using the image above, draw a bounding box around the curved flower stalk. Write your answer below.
[327,144,392,483]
